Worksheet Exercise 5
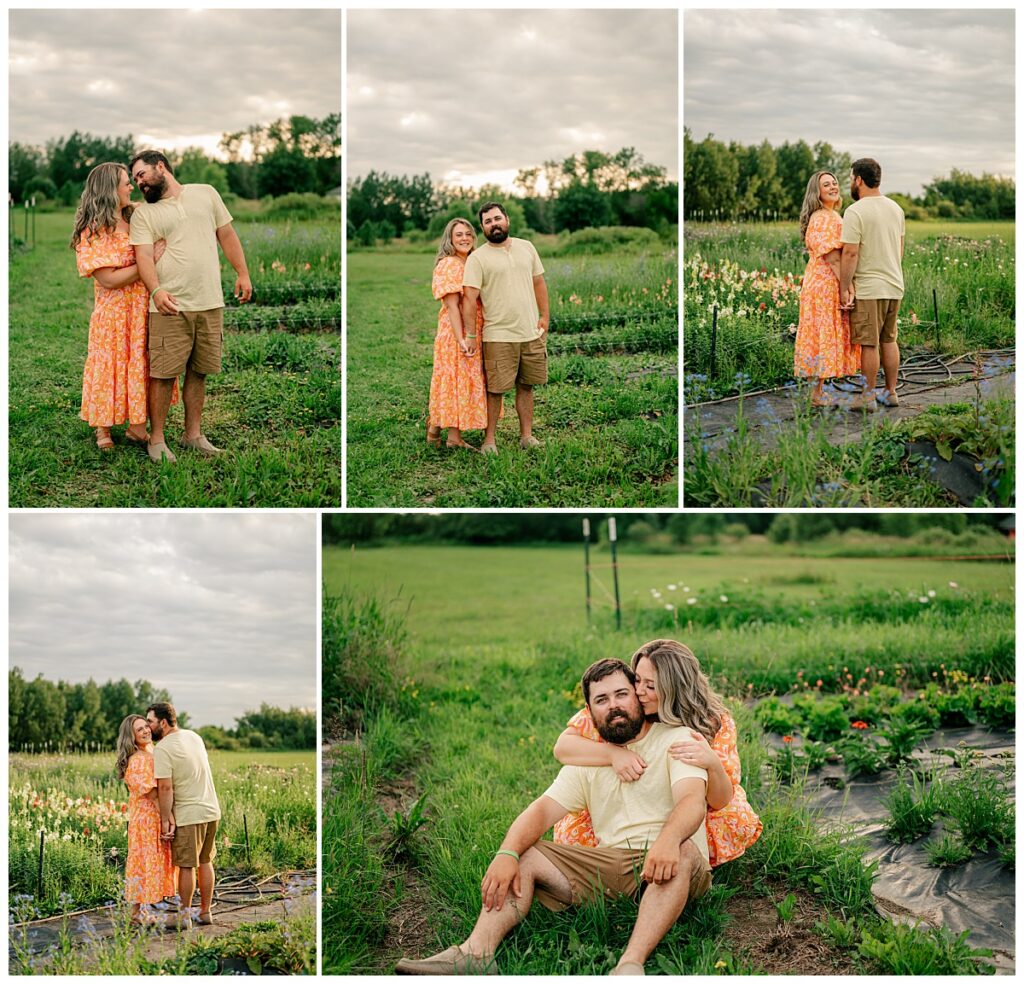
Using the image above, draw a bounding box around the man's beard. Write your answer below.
[141,175,167,203]
[485,226,509,243]
[850,183,860,202]
[595,706,645,744]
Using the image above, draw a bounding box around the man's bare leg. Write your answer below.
[617,842,704,969]
[860,345,879,396]
[178,867,196,915]
[461,846,572,960]
[515,384,534,442]
[881,341,900,395]
[148,378,176,446]
[182,368,207,441]
[483,392,503,447]
[197,862,215,922]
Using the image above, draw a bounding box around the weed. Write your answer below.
[383,794,430,862]
[882,768,938,843]
[924,833,973,868]
[775,892,798,922]
[939,764,1013,852]
[857,922,994,974]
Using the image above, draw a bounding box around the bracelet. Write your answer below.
[495,849,520,862]
[466,333,477,339]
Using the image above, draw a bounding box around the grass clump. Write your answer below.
[882,768,938,843]
[924,834,974,868]
[857,922,994,975]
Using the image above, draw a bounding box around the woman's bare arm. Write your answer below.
[823,247,842,281]
[93,264,140,290]
[554,727,647,781]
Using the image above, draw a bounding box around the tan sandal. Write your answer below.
[427,424,442,448]
[95,428,114,451]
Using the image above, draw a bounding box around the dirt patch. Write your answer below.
[722,884,856,974]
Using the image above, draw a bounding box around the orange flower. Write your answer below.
[782,735,793,744]
[851,721,869,730]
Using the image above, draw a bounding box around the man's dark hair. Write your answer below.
[477,201,508,224]
[129,150,174,176]
[582,659,635,706]
[147,701,177,727]
[851,158,881,189]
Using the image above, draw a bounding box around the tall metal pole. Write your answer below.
[31,197,36,249]
[932,289,940,351]
[608,518,621,631]
[709,305,719,382]
[37,831,45,899]
[583,518,592,622]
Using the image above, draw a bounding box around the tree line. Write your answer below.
[8,113,340,205]
[347,147,677,245]
[323,512,1007,547]
[9,668,315,752]
[684,130,1014,221]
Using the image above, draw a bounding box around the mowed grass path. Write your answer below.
[9,211,340,507]
[345,251,677,507]
[325,544,1012,973]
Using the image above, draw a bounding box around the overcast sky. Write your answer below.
[9,514,317,729]
[9,9,340,156]
[684,9,1014,196]
[347,9,677,190]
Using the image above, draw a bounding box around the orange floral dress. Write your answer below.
[428,255,488,431]
[124,751,176,904]
[552,706,762,867]
[793,208,860,380]
[76,226,177,428]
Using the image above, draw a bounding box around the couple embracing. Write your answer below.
[397,640,762,976]
[115,702,220,928]
[71,151,253,462]
[795,157,905,410]
[427,202,550,454]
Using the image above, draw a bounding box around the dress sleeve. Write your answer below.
[805,210,841,258]
[432,256,463,300]
[710,712,742,786]
[566,705,604,743]
[76,229,123,278]
[124,753,157,796]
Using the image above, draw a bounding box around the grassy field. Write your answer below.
[323,543,1012,974]
[684,219,1014,398]
[9,209,340,507]
[346,248,678,507]
[9,748,316,919]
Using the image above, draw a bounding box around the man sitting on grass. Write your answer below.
[395,658,710,976]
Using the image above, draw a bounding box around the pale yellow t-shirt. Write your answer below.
[462,238,545,342]
[841,196,905,299]
[129,184,232,313]
[152,729,221,826]
[543,722,710,862]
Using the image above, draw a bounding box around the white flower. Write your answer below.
[687,598,698,606]
[668,584,677,591]
[928,590,936,598]
[664,604,675,611]
[949,581,958,589]
[719,595,728,603]
[683,586,691,593]
[918,596,929,604]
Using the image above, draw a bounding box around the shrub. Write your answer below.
[260,192,339,220]
[555,225,662,255]
[975,681,1014,729]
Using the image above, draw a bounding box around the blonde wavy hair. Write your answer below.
[798,170,840,244]
[115,714,147,781]
[70,162,133,250]
[630,639,726,743]
[434,217,476,266]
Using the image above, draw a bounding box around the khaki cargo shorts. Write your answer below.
[531,840,711,912]
[483,336,548,394]
[172,820,219,868]
[850,298,900,347]
[149,308,224,378]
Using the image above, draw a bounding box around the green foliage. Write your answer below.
[858,923,994,974]
[939,764,1014,852]
[924,833,973,868]
[815,913,861,949]
[383,793,430,862]
[553,225,663,255]
[882,768,938,843]
[975,681,1015,729]
[258,192,339,220]
[754,697,801,734]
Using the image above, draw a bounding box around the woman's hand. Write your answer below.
[669,730,719,770]
[152,238,167,263]
[480,854,521,912]
[462,333,478,358]
[610,745,647,782]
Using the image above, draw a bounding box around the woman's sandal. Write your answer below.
[95,429,114,451]
[811,392,841,409]
[426,424,442,448]
[125,428,149,446]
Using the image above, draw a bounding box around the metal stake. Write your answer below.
[582,519,592,622]
[608,519,621,631]
[709,305,718,381]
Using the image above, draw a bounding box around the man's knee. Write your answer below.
[676,840,702,874]
[516,383,533,394]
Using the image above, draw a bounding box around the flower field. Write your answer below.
[8,749,316,921]
[684,220,1014,399]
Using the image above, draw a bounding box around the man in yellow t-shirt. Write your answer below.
[462,202,550,454]
[396,660,709,976]
[149,701,221,927]
[129,150,253,463]
[839,157,906,412]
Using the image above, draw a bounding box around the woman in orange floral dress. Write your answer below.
[427,218,488,450]
[793,171,860,406]
[72,162,174,451]
[552,639,762,868]
[116,714,177,924]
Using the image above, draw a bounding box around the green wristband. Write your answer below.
[495,849,520,863]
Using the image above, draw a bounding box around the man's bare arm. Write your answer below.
[216,223,253,303]
[157,777,175,838]
[643,776,707,884]
[462,285,481,342]
[135,243,180,314]
[840,243,860,306]
[533,275,549,334]
[481,794,568,912]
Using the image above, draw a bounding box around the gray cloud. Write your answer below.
[9,514,317,728]
[347,9,678,186]
[684,9,1014,195]
[10,9,340,149]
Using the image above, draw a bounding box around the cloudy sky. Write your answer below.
[9,514,317,729]
[348,9,677,190]
[685,9,1014,196]
[9,9,340,155]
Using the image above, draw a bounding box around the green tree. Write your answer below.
[553,180,613,231]
[176,148,229,194]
